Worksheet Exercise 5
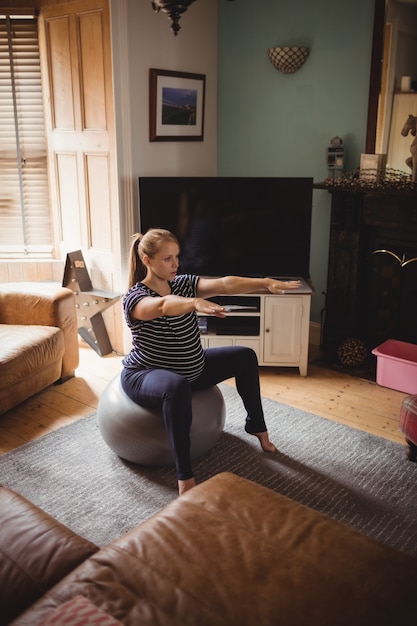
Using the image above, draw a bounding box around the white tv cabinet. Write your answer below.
[199,279,313,376]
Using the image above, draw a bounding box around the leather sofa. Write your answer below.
[0,282,79,414]
[1,472,417,626]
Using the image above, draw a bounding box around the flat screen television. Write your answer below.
[138,177,313,279]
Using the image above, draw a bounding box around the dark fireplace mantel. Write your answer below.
[315,184,417,354]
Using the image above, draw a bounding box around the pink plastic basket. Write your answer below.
[372,339,417,394]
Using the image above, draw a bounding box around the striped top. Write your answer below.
[122,274,205,382]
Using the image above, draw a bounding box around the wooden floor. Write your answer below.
[0,342,409,455]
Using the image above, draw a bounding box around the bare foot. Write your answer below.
[250,431,277,453]
[178,477,197,496]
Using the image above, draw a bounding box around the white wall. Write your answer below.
[110,0,218,243]
[109,0,218,351]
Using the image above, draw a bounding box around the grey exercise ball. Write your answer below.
[97,374,226,466]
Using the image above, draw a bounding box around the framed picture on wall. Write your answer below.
[149,68,206,141]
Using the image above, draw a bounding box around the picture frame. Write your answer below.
[149,68,206,142]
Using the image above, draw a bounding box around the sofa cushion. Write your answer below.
[0,487,98,626]
[40,596,123,626]
[11,472,417,626]
[0,325,64,385]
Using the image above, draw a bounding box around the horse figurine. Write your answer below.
[401,114,417,182]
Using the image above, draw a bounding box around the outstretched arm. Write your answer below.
[130,294,228,321]
[197,276,301,299]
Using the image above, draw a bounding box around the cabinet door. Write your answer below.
[235,338,260,361]
[263,297,302,364]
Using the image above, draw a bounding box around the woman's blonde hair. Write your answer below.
[127,228,179,288]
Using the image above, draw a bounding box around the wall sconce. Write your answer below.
[267,46,309,74]
[152,0,235,36]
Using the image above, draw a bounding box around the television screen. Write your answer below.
[138,177,313,279]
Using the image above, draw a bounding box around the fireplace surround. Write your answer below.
[316,185,417,356]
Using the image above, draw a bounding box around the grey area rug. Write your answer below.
[1,384,416,555]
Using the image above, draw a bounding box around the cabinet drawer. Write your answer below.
[202,336,260,361]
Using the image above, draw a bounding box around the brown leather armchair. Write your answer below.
[0,282,79,414]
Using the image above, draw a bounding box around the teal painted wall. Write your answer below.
[217,0,376,324]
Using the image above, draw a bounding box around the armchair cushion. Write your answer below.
[0,283,79,378]
[0,282,79,414]
[0,325,64,382]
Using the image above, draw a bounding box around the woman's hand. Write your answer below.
[265,279,301,295]
[194,298,227,317]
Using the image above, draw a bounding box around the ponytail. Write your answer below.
[127,233,145,288]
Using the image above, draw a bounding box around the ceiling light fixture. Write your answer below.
[152,0,235,36]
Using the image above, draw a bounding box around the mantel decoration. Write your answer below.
[321,168,417,192]
[152,0,235,36]
[401,113,417,182]
[267,46,309,74]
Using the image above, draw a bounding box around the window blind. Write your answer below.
[0,14,52,258]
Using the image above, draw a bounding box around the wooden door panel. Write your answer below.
[50,131,109,152]
[78,10,107,130]
[86,153,111,249]
[45,16,75,130]
[55,152,82,245]
[41,0,114,250]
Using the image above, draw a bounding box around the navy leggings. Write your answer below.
[120,346,267,480]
